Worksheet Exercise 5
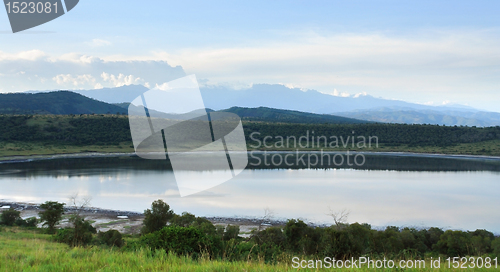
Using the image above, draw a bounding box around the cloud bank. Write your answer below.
[0,51,185,92]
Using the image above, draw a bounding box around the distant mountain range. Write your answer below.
[23,84,500,127]
[45,84,477,113]
[335,107,500,127]
[1,91,369,125]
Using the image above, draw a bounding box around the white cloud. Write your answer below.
[332,89,350,97]
[101,72,143,87]
[353,92,368,98]
[0,50,46,61]
[53,74,96,87]
[88,39,112,47]
[0,51,185,92]
[134,30,500,110]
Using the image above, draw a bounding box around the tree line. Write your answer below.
[0,115,499,147]
[2,199,500,263]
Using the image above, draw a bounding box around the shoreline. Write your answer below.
[1,150,499,164]
[0,201,287,232]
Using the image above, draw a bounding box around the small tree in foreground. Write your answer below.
[39,201,65,233]
[55,216,96,247]
[1,208,21,226]
[141,199,174,234]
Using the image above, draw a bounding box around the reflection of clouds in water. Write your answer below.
[56,175,69,180]
[0,168,499,232]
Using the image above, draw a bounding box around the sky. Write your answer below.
[1,0,499,112]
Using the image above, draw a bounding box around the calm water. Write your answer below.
[1,153,499,232]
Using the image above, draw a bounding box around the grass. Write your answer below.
[251,139,500,156]
[0,227,496,271]
[0,141,134,158]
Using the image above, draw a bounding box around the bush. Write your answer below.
[15,217,38,228]
[98,229,124,247]
[141,200,174,234]
[434,230,472,257]
[252,226,286,248]
[142,226,209,257]
[55,216,96,247]
[1,208,21,226]
[283,219,309,252]
[223,225,240,241]
[492,237,500,257]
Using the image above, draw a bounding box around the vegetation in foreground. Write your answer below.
[1,199,500,271]
[0,114,499,158]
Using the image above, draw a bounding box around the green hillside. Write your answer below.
[0,91,127,115]
[222,106,370,124]
[0,115,499,157]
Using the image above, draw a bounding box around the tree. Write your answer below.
[39,201,65,233]
[258,208,275,231]
[142,199,174,234]
[55,217,96,247]
[326,207,350,229]
[1,208,21,226]
[98,229,124,247]
[54,195,96,247]
[223,225,240,241]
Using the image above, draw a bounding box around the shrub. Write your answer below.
[98,229,124,247]
[142,226,208,257]
[434,230,472,257]
[252,226,286,248]
[15,217,38,228]
[223,225,240,241]
[55,216,96,247]
[141,200,174,234]
[492,237,500,257]
[283,219,309,252]
[1,208,21,226]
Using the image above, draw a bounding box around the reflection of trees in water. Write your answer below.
[0,154,499,179]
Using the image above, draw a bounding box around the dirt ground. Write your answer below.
[1,202,283,237]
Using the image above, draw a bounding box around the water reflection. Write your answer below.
[0,154,499,233]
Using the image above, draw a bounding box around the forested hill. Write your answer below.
[2,91,371,124]
[0,91,127,115]
[0,115,499,149]
[222,107,370,124]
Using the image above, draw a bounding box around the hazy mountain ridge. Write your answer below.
[23,84,500,127]
[336,107,500,127]
[34,84,475,113]
[0,91,127,115]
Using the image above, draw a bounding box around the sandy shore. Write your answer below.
[0,201,284,237]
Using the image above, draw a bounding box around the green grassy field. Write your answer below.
[0,227,496,271]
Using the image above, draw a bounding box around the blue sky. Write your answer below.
[1,0,499,111]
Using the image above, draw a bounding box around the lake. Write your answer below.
[1,152,499,232]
